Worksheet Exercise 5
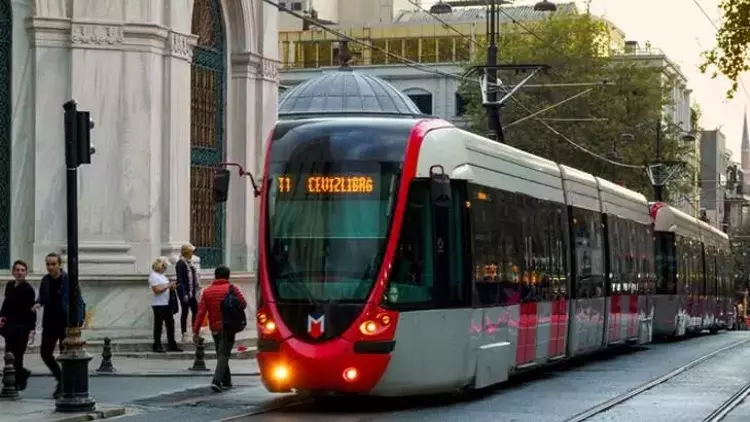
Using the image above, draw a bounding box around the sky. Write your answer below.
[422,0,750,159]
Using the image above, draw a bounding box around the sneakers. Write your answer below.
[210,381,223,392]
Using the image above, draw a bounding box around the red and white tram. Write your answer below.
[651,203,733,337]
[215,116,733,396]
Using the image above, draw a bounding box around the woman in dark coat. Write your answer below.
[175,243,200,342]
[0,260,37,390]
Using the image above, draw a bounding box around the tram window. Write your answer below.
[470,185,521,307]
[571,208,605,299]
[386,181,434,305]
[607,216,623,296]
[644,224,655,294]
[654,232,676,294]
[554,205,570,298]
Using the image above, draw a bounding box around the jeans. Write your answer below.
[211,330,236,386]
[40,326,66,381]
[180,297,198,335]
[152,305,177,348]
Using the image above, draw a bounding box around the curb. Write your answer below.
[112,349,257,360]
[40,407,126,422]
[29,371,260,378]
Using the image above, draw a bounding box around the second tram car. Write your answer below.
[651,203,733,337]
[232,117,733,396]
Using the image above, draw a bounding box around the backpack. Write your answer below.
[221,285,247,334]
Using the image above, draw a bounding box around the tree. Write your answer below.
[699,0,750,99]
[459,14,692,201]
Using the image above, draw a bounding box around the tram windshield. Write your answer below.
[264,120,411,303]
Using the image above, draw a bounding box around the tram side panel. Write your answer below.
[557,166,607,357]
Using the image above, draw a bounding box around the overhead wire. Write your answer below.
[266,0,642,169]
[402,0,643,169]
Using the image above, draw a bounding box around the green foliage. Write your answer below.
[459,14,691,201]
[700,0,750,99]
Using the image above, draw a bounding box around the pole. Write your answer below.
[486,0,505,143]
[654,119,664,202]
[56,100,95,413]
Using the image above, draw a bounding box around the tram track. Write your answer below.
[702,381,750,422]
[565,337,750,422]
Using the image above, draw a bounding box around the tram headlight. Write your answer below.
[342,367,359,382]
[358,311,395,336]
[257,312,277,335]
[272,365,290,382]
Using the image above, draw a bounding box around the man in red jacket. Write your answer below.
[193,265,247,392]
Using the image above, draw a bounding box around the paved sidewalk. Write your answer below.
[0,399,126,422]
[22,352,260,377]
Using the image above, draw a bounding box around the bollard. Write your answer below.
[0,353,18,399]
[96,337,116,373]
[189,336,208,371]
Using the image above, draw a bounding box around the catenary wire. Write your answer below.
[266,0,643,169]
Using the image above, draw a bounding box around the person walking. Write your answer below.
[176,243,200,342]
[193,265,246,392]
[0,260,36,390]
[33,252,86,399]
[149,257,182,353]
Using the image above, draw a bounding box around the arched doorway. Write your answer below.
[190,0,226,269]
[0,0,11,269]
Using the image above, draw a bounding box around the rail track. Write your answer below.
[702,380,750,422]
[565,337,750,422]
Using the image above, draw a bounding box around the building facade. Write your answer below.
[0,0,279,275]
[0,0,279,338]
[700,129,727,228]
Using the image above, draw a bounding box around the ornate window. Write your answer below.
[0,0,11,269]
[190,0,226,268]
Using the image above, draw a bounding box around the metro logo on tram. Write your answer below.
[307,313,325,339]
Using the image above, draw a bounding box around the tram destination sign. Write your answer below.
[277,175,375,195]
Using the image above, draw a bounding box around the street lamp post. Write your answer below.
[629,118,695,203]
[486,0,502,143]
[431,0,556,144]
[654,119,664,201]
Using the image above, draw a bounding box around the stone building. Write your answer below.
[0,0,279,337]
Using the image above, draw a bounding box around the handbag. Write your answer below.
[169,289,179,314]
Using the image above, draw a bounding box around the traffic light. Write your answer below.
[63,100,95,168]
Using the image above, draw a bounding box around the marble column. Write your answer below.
[225,51,259,272]
[158,0,194,266]
[26,1,74,273]
[67,0,140,273]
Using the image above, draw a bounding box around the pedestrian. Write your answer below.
[193,265,246,392]
[176,243,200,342]
[149,257,182,353]
[33,252,86,399]
[0,260,36,390]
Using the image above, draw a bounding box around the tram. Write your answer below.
[215,116,733,397]
[651,203,733,337]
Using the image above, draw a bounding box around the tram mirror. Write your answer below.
[213,168,231,203]
[430,172,452,208]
